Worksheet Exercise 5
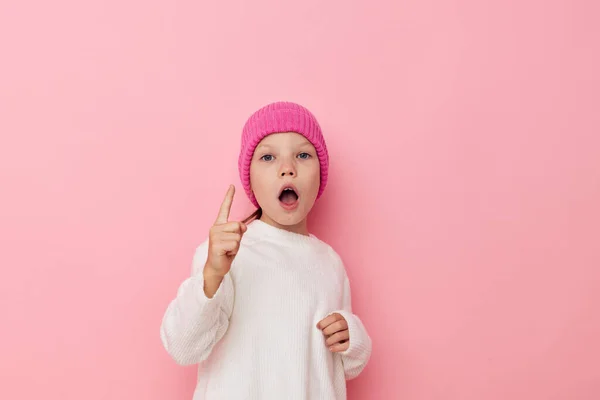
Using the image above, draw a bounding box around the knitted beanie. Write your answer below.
[238,101,329,208]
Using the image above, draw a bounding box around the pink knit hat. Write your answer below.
[238,101,329,207]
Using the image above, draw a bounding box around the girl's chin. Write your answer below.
[262,207,308,227]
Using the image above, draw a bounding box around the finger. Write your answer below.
[218,221,246,234]
[215,241,241,255]
[216,233,242,243]
[322,319,348,336]
[317,313,343,330]
[215,185,235,225]
[329,341,350,353]
[325,330,349,347]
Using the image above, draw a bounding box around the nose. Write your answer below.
[279,161,296,177]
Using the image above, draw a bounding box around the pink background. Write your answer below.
[1,0,599,399]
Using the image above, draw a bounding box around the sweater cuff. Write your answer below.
[195,272,234,316]
[334,310,372,363]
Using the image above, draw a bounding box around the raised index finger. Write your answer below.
[215,185,235,225]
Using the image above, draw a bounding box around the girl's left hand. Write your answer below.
[317,313,349,353]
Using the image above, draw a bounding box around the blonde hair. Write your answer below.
[242,208,262,225]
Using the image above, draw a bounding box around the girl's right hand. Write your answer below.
[205,185,247,279]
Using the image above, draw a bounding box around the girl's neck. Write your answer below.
[259,214,310,236]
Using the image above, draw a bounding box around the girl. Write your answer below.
[160,101,372,399]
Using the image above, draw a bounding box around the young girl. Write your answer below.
[160,101,372,399]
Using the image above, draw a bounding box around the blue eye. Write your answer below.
[260,154,274,161]
[298,152,311,159]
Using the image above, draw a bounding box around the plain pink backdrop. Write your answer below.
[1,0,599,399]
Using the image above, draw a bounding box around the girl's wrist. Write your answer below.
[203,265,225,298]
[203,263,225,280]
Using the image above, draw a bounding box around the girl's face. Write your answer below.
[250,132,320,233]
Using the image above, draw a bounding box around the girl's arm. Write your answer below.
[160,241,234,365]
[334,272,373,380]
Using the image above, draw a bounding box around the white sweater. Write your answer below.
[160,219,372,399]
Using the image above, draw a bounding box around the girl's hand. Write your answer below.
[318,313,350,353]
[205,185,247,279]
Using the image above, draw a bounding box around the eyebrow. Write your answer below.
[256,142,313,151]
[255,144,272,151]
[297,141,314,148]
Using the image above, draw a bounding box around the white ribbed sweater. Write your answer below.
[160,220,372,399]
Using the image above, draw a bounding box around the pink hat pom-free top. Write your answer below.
[238,101,329,208]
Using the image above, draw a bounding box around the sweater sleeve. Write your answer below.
[160,240,234,366]
[330,271,372,380]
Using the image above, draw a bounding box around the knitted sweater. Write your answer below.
[160,219,372,399]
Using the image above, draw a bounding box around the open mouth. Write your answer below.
[278,186,299,206]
